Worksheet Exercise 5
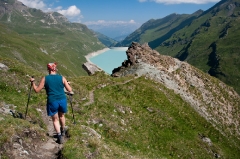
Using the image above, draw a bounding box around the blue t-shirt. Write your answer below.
[45,74,66,103]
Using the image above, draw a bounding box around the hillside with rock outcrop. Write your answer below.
[116,0,240,95]
[112,42,240,140]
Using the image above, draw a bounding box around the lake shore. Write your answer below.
[85,48,110,63]
[84,47,128,74]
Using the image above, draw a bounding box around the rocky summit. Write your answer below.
[0,0,68,24]
[112,42,240,140]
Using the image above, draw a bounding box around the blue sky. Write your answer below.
[18,0,221,39]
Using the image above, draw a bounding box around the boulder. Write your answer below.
[82,62,102,75]
[0,63,9,71]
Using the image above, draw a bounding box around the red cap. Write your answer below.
[47,62,57,71]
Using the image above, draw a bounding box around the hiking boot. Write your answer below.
[56,135,63,144]
[61,126,68,136]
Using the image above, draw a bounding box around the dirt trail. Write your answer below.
[38,108,63,158]
[7,108,64,159]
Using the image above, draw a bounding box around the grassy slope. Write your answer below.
[0,58,46,158]
[62,73,239,158]
[0,6,105,77]
[0,58,239,158]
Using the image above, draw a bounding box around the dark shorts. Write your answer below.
[47,99,67,116]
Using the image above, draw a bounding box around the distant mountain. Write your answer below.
[114,10,204,47]
[93,31,118,47]
[87,24,139,40]
[115,0,240,94]
[113,34,129,41]
[0,0,105,76]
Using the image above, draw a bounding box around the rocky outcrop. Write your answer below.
[0,0,68,24]
[0,0,30,18]
[112,42,240,139]
[42,12,69,25]
[0,63,9,71]
[82,62,102,75]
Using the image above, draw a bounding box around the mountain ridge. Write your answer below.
[116,0,240,94]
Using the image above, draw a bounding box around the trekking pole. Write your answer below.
[68,92,76,124]
[25,76,34,119]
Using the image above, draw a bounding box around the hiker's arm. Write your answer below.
[31,77,45,93]
[63,77,72,93]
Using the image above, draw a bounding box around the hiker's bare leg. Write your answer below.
[58,112,65,128]
[52,113,61,134]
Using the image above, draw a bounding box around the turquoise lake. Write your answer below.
[89,47,128,74]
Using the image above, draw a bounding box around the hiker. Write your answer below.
[29,62,72,144]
